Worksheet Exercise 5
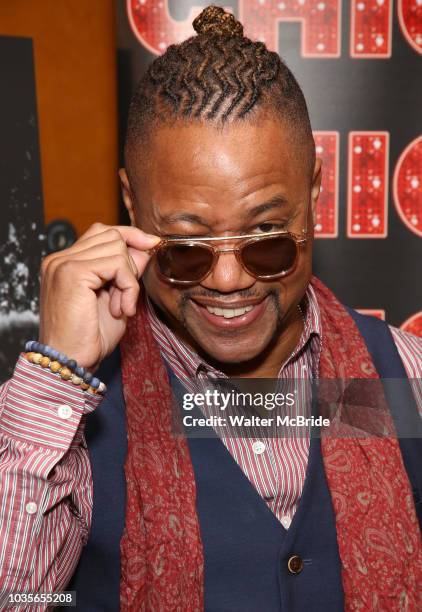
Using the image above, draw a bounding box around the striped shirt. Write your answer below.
[0,291,420,603]
[146,285,421,528]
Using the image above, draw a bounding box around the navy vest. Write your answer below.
[69,310,422,611]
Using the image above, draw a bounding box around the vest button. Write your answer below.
[287,555,303,574]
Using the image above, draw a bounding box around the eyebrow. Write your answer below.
[161,212,212,228]
[245,194,289,218]
[159,194,289,227]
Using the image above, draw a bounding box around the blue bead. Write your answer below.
[25,341,34,351]
[50,349,60,360]
[58,353,68,364]
[67,359,77,371]
[43,345,53,357]
[90,377,100,389]
[33,341,42,353]
[83,372,93,384]
[75,366,85,378]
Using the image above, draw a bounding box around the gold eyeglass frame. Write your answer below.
[147,200,310,285]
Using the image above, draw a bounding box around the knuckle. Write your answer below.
[107,228,123,242]
[41,253,63,276]
[114,238,127,254]
[91,221,105,231]
[54,259,76,276]
[40,256,52,274]
[116,253,128,267]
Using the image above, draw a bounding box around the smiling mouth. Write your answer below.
[189,296,270,328]
[204,304,254,318]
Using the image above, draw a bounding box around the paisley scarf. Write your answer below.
[119,276,422,610]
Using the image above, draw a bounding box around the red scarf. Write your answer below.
[119,276,422,611]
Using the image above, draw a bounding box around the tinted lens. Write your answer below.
[156,243,214,282]
[241,236,297,277]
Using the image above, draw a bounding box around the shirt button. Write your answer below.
[281,515,292,529]
[287,554,304,574]
[252,441,266,455]
[25,501,38,515]
[58,404,73,420]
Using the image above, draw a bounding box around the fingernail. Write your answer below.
[146,234,161,244]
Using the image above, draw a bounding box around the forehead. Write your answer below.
[129,117,309,227]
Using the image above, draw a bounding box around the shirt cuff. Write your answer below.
[1,353,104,450]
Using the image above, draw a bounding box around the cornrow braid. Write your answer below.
[125,5,315,175]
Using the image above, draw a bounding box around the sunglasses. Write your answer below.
[148,228,308,285]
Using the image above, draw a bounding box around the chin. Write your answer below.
[203,350,254,365]
[191,333,273,366]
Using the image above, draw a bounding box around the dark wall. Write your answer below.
[0,36,46,383]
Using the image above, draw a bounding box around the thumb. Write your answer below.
[127,245,157,279]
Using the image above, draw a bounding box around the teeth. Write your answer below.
[205,305,254,318]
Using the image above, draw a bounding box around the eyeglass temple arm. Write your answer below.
[300,197,309,240]
[290,197,310,244]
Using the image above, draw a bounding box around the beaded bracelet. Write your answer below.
[24,341,107,396]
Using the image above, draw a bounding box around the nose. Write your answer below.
[200,249,256,293]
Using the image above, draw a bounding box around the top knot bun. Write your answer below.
[193,5,244,38]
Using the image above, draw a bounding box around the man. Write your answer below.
[0,5,421,611]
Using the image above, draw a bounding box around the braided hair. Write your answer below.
[125,5,315,176]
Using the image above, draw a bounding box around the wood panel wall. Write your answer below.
[0,0,118,236]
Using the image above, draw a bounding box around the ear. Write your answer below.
[311,157,322,224]
[119,168,137,227]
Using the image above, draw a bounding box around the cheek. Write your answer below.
[141,261,185,322]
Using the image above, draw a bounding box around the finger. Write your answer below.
[110,285,123,318]
[108,283,118,304]
[78,224,161,252]
[63,230,120,254]
[78,222,116,242]
[58,256,140,316]
[66,228,160,260]
[112,226,161,254]
[65,229,160,279]
[127,246,155,279]
[45,226,121,266]
[50,240,147,280]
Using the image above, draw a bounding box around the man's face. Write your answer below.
[121,117,321,366]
